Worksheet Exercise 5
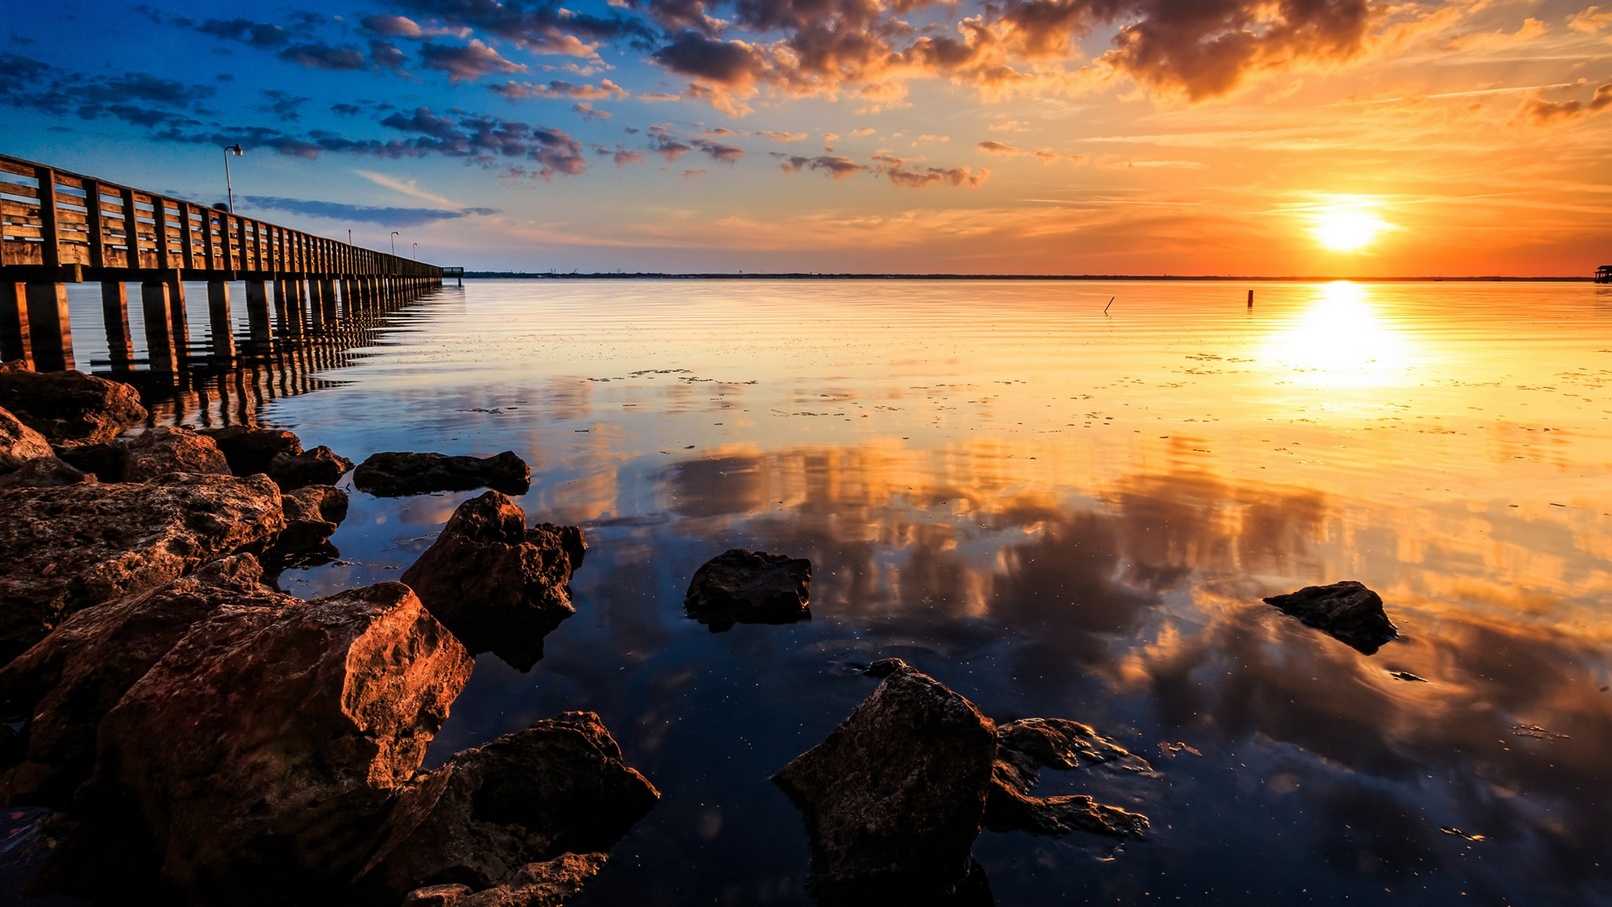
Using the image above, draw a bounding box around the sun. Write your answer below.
[1312,209,1389,251]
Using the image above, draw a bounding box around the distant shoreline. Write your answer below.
[461,272,1597,283]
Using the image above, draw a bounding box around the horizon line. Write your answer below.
[458,271,1604,283]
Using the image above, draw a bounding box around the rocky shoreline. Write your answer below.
[6,361,1408,905]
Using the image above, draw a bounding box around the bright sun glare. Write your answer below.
[1313,210,1389,251]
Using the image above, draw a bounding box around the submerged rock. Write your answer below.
[0,555,291,806]
[984,718,1151,839]
[0,474,284,664]
[353,450,532,497]
[47,582,473,901]
[359,712,658,903]
[268,445,353,490]
[0,406,52,472]
[120,426,232,483]
[401,491,586,672]
[201,425,303,478]
[684,549,811,632]
[1264,580,1399,654]
[0,369,146,449]
[773,661,997,901]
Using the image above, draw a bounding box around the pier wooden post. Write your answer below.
[101,281,135,370]
[207,280,236,360]
[165,273,190,361]
[245,280,273,344]
[274,279,302,338]
[141,279,180,373]
[24,282,74,372]
[318,279,338,324]
[306,280,327,331]
[1,282,30,366]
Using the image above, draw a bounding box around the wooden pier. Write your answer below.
[1,153,443,373]
[1597,265,1611,284]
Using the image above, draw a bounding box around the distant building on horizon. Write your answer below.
[1598,264,1612,283]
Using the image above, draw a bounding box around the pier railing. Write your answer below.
[0,153,436,280]
[1,153,445,372]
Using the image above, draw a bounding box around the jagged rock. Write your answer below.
[683,549,811,632]
[0,369,146,449]
[0,456,90,489]
[55,442,126,482]
[200,425,303,477]
[48,582,473,901]
[1263,580,1399,654]
[120,426,232,483]
[353,451,531,497]
[774,662,997,901]
[0,474,284,664]
[401,491,586,672]
[399,853,609,907]
[0,359,28,373]
[274,484,350,554]
[0,555,290,806]
[268,445,353,490]
[0,406,52,472]
[984,718,1151,839]
[360,713,656,903]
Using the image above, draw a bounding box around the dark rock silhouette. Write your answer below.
[0,456,90,489]
[773,660,996,901]
[1264,580,1399,654]
[359,711,658,904]
[984,717,1151,838]
[398,853,607,907]
[0,369,146,449]
[684,549,811,632]
[0,474,284,663]
[201,425,303,478]
[120,426,232,483]
[0,555,291,806]
[56,442,126,482]
[269,445,353,490]
[42,582,472,902]
[353,450,532,497]
[402,491,585,672]
[0,406,52,472]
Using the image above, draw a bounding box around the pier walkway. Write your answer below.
[1,153,443,373]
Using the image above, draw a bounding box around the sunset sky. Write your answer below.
[4,0,1611,275]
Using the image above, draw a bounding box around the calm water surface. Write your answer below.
[112,280,1612,904]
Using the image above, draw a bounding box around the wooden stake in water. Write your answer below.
[1104,296,1114,315]
[1247,289,1254,308]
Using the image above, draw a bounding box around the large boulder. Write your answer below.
[269,445,353,490]
[683,549,811,632]
[359,712,658,903]
[984,718,1151,839]
[0,406,52,472]
[0,474,284,664]
[0,555,291,806]
[201,425,303,477]
[0,369,146,449]
[53,582,473,901]
[120,426,232,483]
[274,484,350,555]
[401,491,586,672]
[773,659,997,901]
[353,451,531,497]
[1263,580,1399,654]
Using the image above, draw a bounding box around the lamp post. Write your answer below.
[391,231,399,256]
[412,242,417,260]
[222,144,243,214]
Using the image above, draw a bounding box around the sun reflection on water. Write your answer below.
[1259,281,1415,389]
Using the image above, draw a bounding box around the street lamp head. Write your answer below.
[226,144,244,156]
